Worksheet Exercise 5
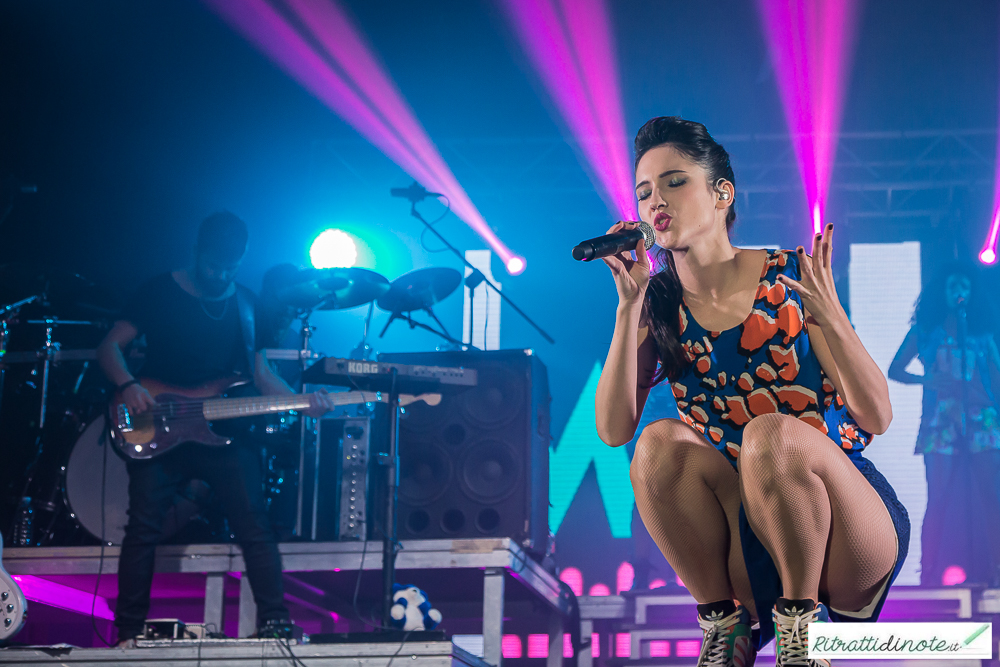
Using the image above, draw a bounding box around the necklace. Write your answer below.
[200,297,230,321]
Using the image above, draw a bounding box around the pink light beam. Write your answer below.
[12,575,114,620]
[980,209,1000,265]
[499,0,634,221]
[980,34,1000,265]
[205,0,525,274]
[757,0,861,235]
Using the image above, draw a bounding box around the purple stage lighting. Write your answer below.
[12,575,114,620]
[980,209,1000,265]
[757,0,861,235]
[206,0,525,274]
[499,0,634,221]
[981,84,1000,265]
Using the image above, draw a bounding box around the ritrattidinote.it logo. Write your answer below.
[809,622,993,660]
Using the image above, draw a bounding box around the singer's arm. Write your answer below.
[595,302,659,446]
[776,228,892,435]
[888,326,925,385]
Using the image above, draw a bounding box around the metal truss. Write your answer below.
[315,128,997,229]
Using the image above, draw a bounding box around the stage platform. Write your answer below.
[0,638,487,667]
[3,538,571,666]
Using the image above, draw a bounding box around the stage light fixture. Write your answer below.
[506,256,526,275]
[590,583,611,596]
[757,0,861,236]
[310,228,358,268]
[979,209,1000,264]
[615,561,634,594]
[206,0,524,273]
[502,635,523,659]
[941,564,966,586]
[558,566,584,596]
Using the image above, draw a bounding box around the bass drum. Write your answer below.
[65,416,130,544]
[65,416,212,545]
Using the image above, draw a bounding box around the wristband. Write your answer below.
[117,379,141,393]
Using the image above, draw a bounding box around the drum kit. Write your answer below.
[0,261,466,547]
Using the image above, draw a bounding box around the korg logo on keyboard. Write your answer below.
[347,362,379,374]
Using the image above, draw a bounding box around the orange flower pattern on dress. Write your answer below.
[670,249,871,467]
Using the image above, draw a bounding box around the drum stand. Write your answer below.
[349,301,376,361]
[0,295,39,422]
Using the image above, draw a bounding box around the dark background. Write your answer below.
[2,0,999,593]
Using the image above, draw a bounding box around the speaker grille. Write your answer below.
[398,441,452,506]
[457,365,524,429]
[459,439,521,503]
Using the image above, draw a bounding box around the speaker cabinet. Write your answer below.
[378,349,550,551]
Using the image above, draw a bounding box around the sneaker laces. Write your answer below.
[774,607,825,667]
[696,609,742,667]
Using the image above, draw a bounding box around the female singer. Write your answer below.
[595,117,909,667]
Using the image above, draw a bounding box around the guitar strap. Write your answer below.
[235,284,257,376]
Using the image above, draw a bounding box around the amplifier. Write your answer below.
[300,413,382,541]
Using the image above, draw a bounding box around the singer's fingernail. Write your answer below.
[797,247,804,254]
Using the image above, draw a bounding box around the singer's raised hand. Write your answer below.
[775,223,846,328]
[601,221,650,306]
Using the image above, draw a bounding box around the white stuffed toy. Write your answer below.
[389,584,443,631]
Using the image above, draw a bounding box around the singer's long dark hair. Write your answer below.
[912,260,997,336]
[637,117,737,385]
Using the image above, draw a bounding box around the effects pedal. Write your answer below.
[142,619,187,639]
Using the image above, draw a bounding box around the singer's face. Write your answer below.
[945,273,971,309]
[634,145,720,250]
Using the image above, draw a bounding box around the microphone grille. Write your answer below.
[638,221,656,250]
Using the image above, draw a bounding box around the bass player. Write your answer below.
[96,211,334,644]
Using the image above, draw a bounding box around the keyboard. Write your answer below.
[301,357,477,393]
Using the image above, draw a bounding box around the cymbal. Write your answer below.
[273,267,390,311]
[377,268,462,313]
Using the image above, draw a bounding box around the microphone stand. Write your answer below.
[402,193,554,345]
[957,302,970,455]
[371,187,554,632]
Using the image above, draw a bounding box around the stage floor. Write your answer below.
[0,638,487,667]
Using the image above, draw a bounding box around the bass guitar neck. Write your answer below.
[110,377,439,459]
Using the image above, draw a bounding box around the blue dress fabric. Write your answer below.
[668,249,910,649]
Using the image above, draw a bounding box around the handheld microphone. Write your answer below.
[390,182,442,203]
[572,221,656,261]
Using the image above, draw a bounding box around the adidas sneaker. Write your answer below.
[772,599,830,667]
[696,606,756,667]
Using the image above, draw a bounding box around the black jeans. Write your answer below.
[114,442,288,639]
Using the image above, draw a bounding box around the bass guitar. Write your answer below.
[110,376,439,459]
[0,534,27,641]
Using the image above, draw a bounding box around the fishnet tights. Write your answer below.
[631,415,897,618]
[739,413,896,608]
[631,419,757,617]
